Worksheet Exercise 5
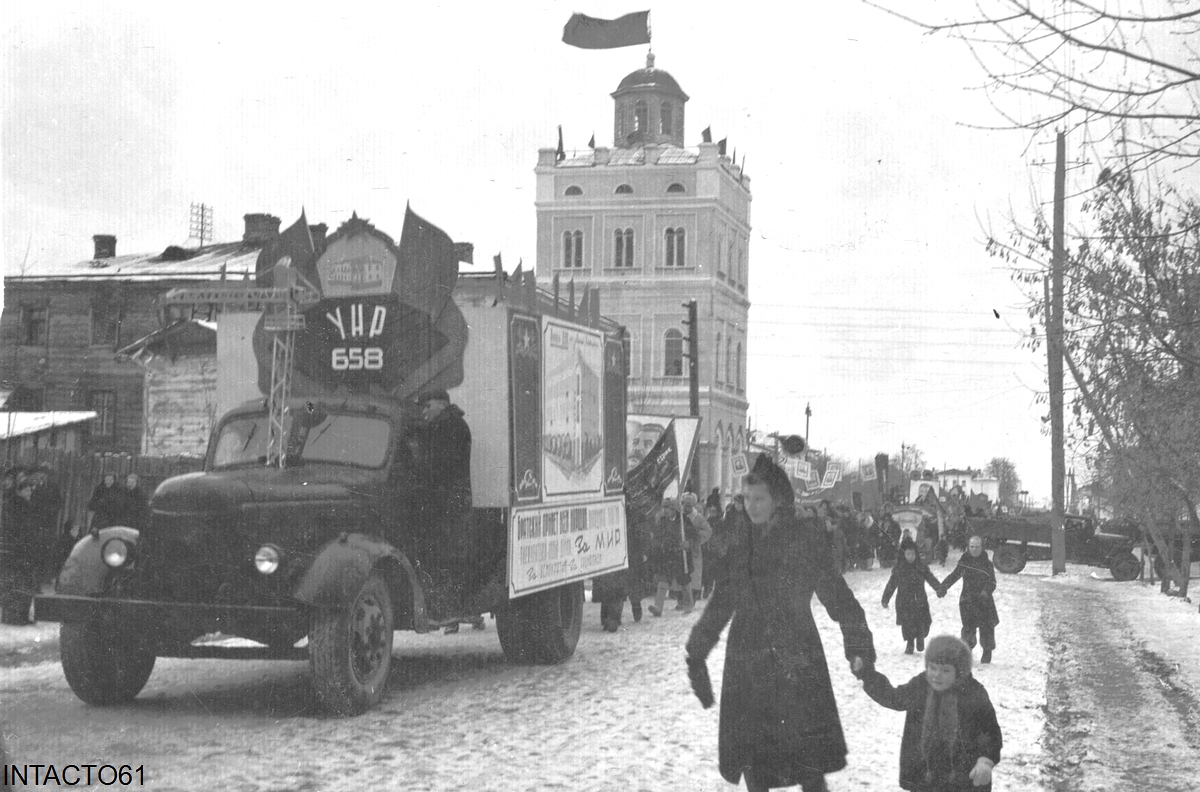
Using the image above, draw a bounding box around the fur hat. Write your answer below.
[416,388,450,406]
[746,453,795,512]
[924,634,973,677]
[899,535,918,554]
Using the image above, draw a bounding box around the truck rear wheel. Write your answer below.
[994,545,1027,575]
[497,582,583,665]
[60,620,155,705]
[1109,552,1141,582]
[309,570,394,716]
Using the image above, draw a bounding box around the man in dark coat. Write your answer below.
[878,505,903,568]
[686,455,876,792]
[882,536,943,654]
[594,505,651,631]
[937,535,999,663]
[410,389,474,628]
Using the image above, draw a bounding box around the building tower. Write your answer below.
[535,54,751,498]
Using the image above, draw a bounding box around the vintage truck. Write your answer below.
[954,512,1143,579]
[35,210,630,715]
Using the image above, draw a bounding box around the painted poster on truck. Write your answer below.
[541,319,605,497]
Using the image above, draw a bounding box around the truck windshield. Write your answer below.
[212,413,391,469]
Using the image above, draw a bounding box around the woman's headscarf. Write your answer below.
[745,453,795,514]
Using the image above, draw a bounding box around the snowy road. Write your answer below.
[0,558,1196,791]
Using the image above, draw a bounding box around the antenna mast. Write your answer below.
[189,203,214,248]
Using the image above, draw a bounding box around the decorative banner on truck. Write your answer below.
[541,319,605,498]
[602,337,626,496]
[509,496,627,597]
[510,312,543,503]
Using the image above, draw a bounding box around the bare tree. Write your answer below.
[866,0,1200,174]
[985,456,1023,507]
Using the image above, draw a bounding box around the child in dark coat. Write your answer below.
[882,536,943,654]
[854,635,1002,792]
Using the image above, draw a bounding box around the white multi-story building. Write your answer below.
[534,55,751,497]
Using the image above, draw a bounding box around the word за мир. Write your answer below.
[4,764,144,786]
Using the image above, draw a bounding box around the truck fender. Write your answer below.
[55,526,141,597]
[291,534,425,628]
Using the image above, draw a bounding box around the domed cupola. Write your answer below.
[612,53,688,148]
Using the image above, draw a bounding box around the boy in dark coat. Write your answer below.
[855,635,1002,792]
[937,535,999,664]
[686,455,875,792]
[882,536,942,654]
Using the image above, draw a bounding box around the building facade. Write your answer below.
[535,55,751,497]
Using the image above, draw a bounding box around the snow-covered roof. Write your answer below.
[4,241,262,283]
[0,412,97,440]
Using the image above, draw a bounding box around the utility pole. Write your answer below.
[190,203,214,248]
[682,299,700,491]
[804,402,812,461]
[1049,131,1067,574]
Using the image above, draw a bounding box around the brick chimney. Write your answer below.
[92,234,116,259]
[308,223,328,248]
[242,213,281,244]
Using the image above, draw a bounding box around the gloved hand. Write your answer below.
[686,655,715,709]
[881,599,889,609]
[968,757,994,787]
[936,587,947,599]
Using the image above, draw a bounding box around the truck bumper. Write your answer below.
[34,594,303,624]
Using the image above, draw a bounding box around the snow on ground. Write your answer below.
[1,554,1198,791]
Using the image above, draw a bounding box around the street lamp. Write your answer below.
[804,403,812,460]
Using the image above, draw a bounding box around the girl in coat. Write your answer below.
[937,535,999,663]
[854,635,1002,792]
[882,536,943,655]
[685,454,876,792]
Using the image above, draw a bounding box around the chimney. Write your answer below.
[242,213,281,244]
[92,234,116,259]
[308,223,328,248]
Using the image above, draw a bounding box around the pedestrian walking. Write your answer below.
[854,634,1002,791]
[595,505,651,631]
[1,476,38,625]
[648,493,711,616]
[114,473,150,531]
[882,536,942,654]
[937,536,999,664]
[685,454,875,792]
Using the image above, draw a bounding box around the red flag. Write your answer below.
[562,11,651,49]
[255,210,316,288]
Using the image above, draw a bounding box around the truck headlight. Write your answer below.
[102,538,130,568]
[254,545,281,575]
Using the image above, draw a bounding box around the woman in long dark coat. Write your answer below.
[686,454,876,792]
[882,536,942,654]
[937,535,999,664]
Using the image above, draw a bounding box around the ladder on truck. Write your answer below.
[160,279,320,467]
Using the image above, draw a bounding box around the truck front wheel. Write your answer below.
[1109,552,1141,582]
[309,570,394,716]
[497,582,583,665]
[994,545,1027,575]
[60,620,155,705]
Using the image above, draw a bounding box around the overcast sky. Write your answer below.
[2,2,1094,501]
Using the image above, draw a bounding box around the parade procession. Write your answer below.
[3,5,1200,791]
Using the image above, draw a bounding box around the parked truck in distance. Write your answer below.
[955,512,1143,580]
[35,210,630,715]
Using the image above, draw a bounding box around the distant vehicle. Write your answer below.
[954,513,1143,579]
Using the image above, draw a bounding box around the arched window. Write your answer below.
[613,228,634,268]
[663,329,684,376]
[667,183,685,193]
[660,104,673,136]
[714,331,723,383]
[725,335,732,384]
[564,186,583,196]
[664,227,686,267]
[634,101,647,133]
[562,230,584,268]
[736,342,743,390]
[615,184,633,194]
